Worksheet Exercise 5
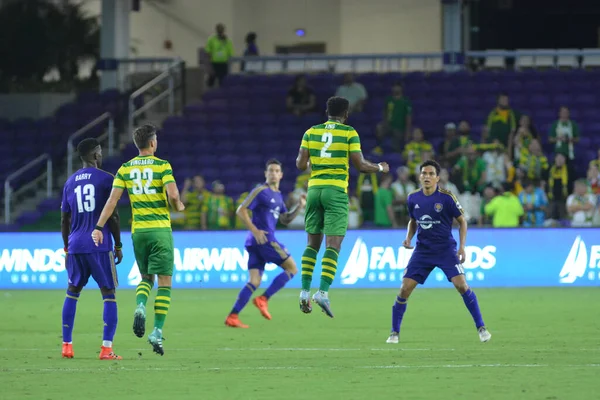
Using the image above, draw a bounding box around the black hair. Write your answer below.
[498,92,509,99]
[326,96,349,118]
[77,138,100,159]
[133,124,157,150]
[245,32,257,44]
[419,159,441,176]
[265,158,282,170]
[393,81,403,88]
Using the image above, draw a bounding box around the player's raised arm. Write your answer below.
[279,194,306,225]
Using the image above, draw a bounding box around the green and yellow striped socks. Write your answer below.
[319,247,339,292]
[301,246,318,291]
[154,287,172,330]
[136,278,153,306]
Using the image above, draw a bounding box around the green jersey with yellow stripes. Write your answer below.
[300,120,362,193]
[113,155,175,233]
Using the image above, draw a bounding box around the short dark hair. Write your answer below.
[498,92,508,99]
[265,158,282,170]
[419,159,441,176]
[133,124,157,150]
[77,138,100,159]
[326,96,349,118]
[245,32,257,43]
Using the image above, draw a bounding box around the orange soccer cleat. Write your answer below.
[224,313,249,328]
[62,343,74,359]
[99,346,122,360]
[253,295,272,320]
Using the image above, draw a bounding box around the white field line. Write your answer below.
[2,364,600,373]
[1,347,600,352]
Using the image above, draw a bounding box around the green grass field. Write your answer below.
[1,287,599,400]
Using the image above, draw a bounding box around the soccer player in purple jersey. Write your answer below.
[386,160,492,344]
[60,138,124,359]
[225,159,306,328]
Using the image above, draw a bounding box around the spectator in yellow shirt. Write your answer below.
[205,23,234,87]
[518,139,549,182]
[203,181,234,230]
[484,182,524,227]
[182,175,211,230]
[403,128,433,179]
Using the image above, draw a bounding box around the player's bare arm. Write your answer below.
[236,203,268,245]
[279,194,306,225]
[455,214,467,263]
[403,218,417,249]
[296,147,310,171]
[165,182,185,212]
[350,151,390,173]
[107,209,123,265]
[92,187,123,246]
[60,211,71,250]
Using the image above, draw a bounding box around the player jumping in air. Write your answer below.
[92,124,185,356]
[225,159,306,328]
[296,96,389,317]
[60,138,123,360]
[386,160,491,344]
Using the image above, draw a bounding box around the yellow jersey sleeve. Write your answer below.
[161,162,175,186]
[113,166,126,189]
[348,129,361,153]
[300,129,311,150]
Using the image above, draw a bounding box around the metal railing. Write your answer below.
[4,154,53,224]
[67,112,115,177]
[128,58,185,135]
[115,57,180,92]
[228,48,600,74]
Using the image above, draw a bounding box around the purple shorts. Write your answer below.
[246,241,290,270]
[66,252,117,289]
[404,250,463,285]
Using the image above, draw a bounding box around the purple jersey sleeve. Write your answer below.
[61,183,71,213]
[407,193,415,219]
[445,192,464,219]
[242,185,267,211]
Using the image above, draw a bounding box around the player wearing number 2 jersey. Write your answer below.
[92,124,185,356]
[295,96,390,317]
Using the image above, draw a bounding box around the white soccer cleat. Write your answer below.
[478,327,492,342]
[299,290,312,314]
[386,332,399,344]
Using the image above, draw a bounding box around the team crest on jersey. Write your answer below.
[434,203,443,213]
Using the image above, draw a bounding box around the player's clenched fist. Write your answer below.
[378,162,390,173]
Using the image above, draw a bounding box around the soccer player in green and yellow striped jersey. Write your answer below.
[295,96,390,317]
[92,124,185,356]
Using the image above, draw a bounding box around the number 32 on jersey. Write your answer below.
[130,168,156,195]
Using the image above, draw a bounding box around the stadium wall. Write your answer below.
[1,229,597,290]
[80,0,441,66]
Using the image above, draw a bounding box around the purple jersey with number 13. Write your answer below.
[61,167,114,254]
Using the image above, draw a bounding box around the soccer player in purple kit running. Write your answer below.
[225,159,306,328]
[386,160,492,344]
[60,138,124,359]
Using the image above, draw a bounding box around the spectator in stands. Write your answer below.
[295,164,311,191]
[374,174,397,228]
[204,180,234,230]
[182,175,211,230]
[206,23,234,87]
[403,128,433,179]
[457,120,473,146]
[241,32,259,72]
[519,179,548,227]
[335,73,367,113]
[454,145,487,194]
[518,139,549,182]
[439,168,459,195]
[549,106,579,188]
[547,153,569,223]
[235,190,251,229]
[484,182,524,228]
[505,157,524,195]
[478,186,497,226]
[374,82,412,154]
[439,122,463,168]
[486,93,517,148]
[587,164,600,194]
[510,114,538,162]
[391,166,416,222]
[286,75,316,116]
[481,141,507,189]
[567,179,597,227]
[357,172,378,222]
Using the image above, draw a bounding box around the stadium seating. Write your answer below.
[114,69,600,199]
